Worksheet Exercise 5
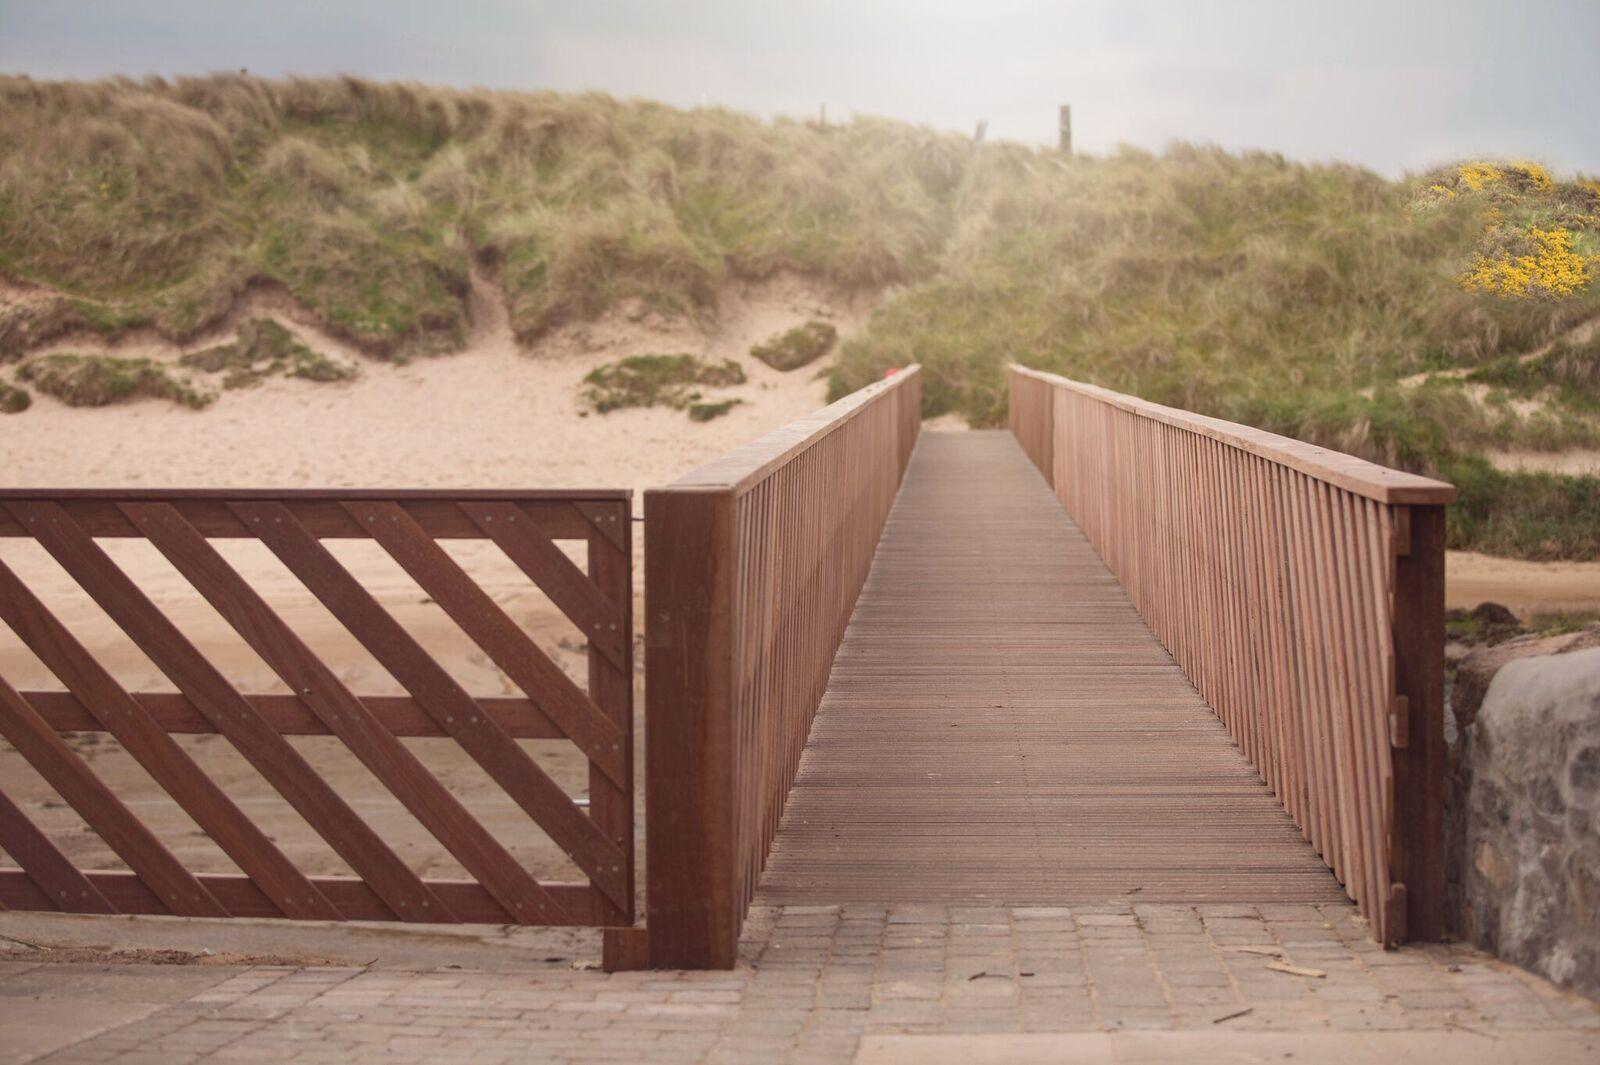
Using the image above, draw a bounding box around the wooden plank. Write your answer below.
[0,785,117,914]
[0,870,605,926]
[0,497,604,540]
[586,505,635,926]
[4,500,447,923]
[574,501,628,553]
[24,691,560,738]
[0,555,340,921]
[0,672,226,917]
[457,501,628,676]
[121,501,571,925]
[237,501,629,912]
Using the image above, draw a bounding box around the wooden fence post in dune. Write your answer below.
[605,367,923,970]
[1059,104,1072,154]
[1005,364,1453,945]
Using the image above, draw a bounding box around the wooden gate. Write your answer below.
[0,489,632,926]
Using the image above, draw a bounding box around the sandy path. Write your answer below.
[1447,551,1600,616]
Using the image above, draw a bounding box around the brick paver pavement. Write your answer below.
[6,903,1597,1063]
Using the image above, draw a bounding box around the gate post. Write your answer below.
[605,486,739,970]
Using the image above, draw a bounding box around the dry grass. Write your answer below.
[0,74,966,357]
[3,75,1599,557]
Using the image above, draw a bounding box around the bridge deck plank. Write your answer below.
[757,430,1345,905]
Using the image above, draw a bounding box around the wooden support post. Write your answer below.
[611,487,739,970]
[1059,104,1072,154]
[1390,504,1446,943]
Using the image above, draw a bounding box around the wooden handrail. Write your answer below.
[669,369,922,493]
[617,367,922,969]
[1010,365,1455,505]
[1009,364,1448,945]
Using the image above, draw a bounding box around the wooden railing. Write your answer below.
[1008,366,1454,945]
[0,489,632,927]
[610,367,922,969]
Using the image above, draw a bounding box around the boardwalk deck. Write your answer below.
[757,431,1345,905]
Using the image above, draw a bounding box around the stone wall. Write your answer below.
[1447,631,1600,998]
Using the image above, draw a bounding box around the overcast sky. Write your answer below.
[1,1,1595,176]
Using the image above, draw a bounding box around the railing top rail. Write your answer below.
[665,365,922,495]
[0,488,630,501]
[1011,364,1455,505]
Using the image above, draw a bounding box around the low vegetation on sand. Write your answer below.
[180,318,354,389]
[751,320,838,371]
[2,74,1598,557]
[17,353,210,409]
[582,353,746,417]
[0,382,29,413]
[688,398,742,421]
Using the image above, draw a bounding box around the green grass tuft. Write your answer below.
[582,353,746,415]
[687,398,742,421]
[0,382,29,413]
[751,320,838,371]
[180,318,355,388]
[18,354,211,409]
[1441,455,1600,560]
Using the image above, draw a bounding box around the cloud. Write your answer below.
[0,0,1595,174]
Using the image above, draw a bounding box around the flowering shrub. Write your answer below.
[1413,160,1600,299]
[1460,227,1592,297]
[1457,162,1501,191]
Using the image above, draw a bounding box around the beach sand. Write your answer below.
[0,275,875,893]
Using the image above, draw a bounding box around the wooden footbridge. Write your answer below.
[0,365,1453,974]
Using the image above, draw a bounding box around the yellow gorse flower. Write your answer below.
[1509,161,1553,191]
[1460,226,1594,297]
[1457,162,1501,191]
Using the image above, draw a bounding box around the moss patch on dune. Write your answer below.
[18,354,210,409]
[181,318,354,389]
[582,353,745,417]
[688,398,741,421]
[751,320,837,371]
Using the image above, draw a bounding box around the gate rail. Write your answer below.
[1009,366,1454,944]
[0,489,632,927]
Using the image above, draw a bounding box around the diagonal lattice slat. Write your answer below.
[239,500,630,911]
[0,555,339,920]
[6,500,452,922]
[122,501,575,925]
